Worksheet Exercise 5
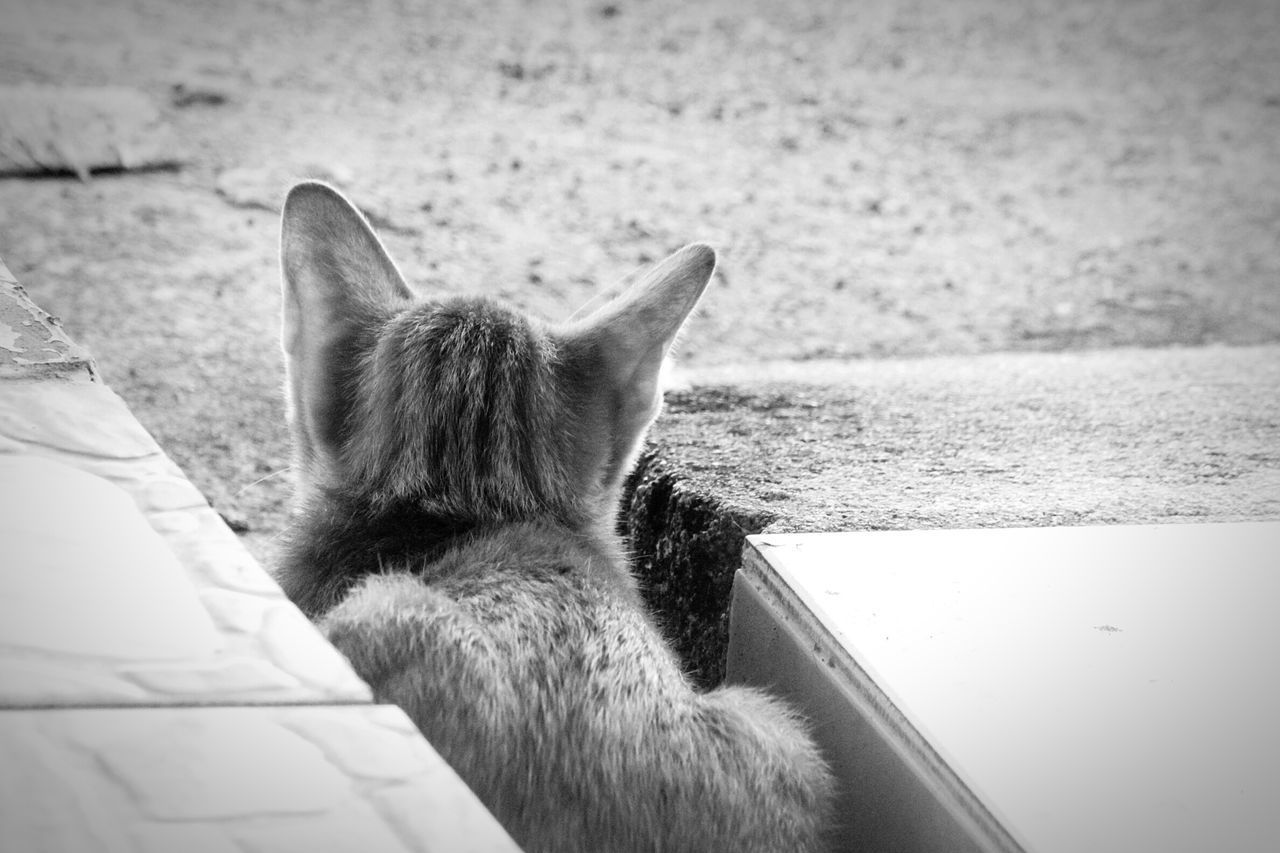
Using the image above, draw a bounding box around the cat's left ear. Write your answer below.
[563,244,715,481]
[279,181,412,472]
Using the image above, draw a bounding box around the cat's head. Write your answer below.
[279,181,713,529]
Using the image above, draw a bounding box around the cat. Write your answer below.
[274,180,833,852]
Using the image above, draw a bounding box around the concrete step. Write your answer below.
[624,345,1280,685]
[620,348,1279,850]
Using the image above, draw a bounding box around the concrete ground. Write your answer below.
[662,346,1280,533]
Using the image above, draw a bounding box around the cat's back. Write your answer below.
[324,521,682,705]
[278,183,833,852]
[322,524,830,853]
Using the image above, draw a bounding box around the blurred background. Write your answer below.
[1,0,1277,563]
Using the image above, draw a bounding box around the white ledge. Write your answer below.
[729,522,1280,853]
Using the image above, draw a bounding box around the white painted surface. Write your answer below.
[750,522,1280,853]
[0,449,370,707]
[0,455,223,660]
[0,704,523,853]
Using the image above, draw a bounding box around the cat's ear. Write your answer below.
[564,243,715,483]
[279,181,412,472]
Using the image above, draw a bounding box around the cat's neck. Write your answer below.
[275,491,634,618]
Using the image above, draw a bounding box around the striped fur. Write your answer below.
[276,181,833,851]
[346,299,576,517]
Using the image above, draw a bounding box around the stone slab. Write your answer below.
[0,704,520,853]
[730,522,1280,853]
[0,454,364,707]
[0,84,182,179]
[0,455,223,661]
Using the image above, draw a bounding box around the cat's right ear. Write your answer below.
[562,243,715,491]
[279,181,412,472]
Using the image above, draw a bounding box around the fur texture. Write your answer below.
[276,181,834,852]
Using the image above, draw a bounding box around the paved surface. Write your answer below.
[667,346,1280,531]
[626,344,1280,684]
[0,261,519,851]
